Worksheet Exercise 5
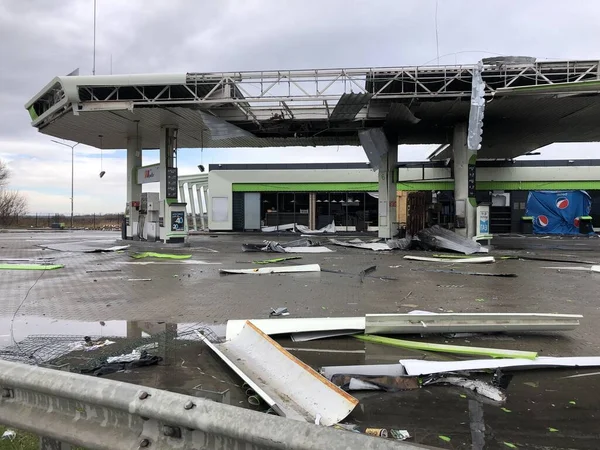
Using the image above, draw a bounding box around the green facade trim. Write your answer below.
[232,180,600,193]
[504,79,600,93]
[477,181,600,190]
[27,105,38,121]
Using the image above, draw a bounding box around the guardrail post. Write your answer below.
[40,437,72,450]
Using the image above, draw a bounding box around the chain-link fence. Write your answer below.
[3,213,124,230]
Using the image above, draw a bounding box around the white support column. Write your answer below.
[453,122,477,238]
[126,135,142,239]
[378,143,398,239]
[358,128,398,239]
[188,184,198,231]
[197,185,206,230]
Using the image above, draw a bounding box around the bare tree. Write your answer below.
[0,160,8,188]
[0,159,28,226]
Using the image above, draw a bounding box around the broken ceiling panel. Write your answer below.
[329,93,372,121]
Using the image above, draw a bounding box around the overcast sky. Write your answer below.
[1,0,599,214]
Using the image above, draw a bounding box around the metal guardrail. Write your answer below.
[0,360,436,450]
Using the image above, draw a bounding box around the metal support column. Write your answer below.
[126,135,142,239]
[453,123,477,238]
[159,126,178,243]
[359,128,398,239]
[309,192,316,230]
[188,184,198,231]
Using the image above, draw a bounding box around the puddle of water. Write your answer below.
[2,317,599,448]
[0,316,127,347]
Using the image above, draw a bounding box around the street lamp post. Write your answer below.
[51,140,79,229]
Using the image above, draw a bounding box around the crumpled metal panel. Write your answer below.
[467,62,485,151]
[358,127,392,171]
[417,225,485,255]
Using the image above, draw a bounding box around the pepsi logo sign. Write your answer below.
[538,215,549,227]
[556,197,569,209]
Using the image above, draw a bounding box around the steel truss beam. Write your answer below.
[28,60,600,130]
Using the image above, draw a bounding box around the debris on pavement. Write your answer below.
[296,221,336,234]
[290,330,359,342]
[85,268,122,273]
[390,429,411,441]
[252,256,302,264]
[270,307,290,317]
[84,245,130,253]
[106,349,146,363]
[1,430,16,441]
[542,265,600,273]
[364,312,582,334]
[329,238,392,251]
[404,255,495,263]
[331,374,420,392]
[399,356,600,376]
[417,225,488,254]
[127,278,152,281]
[260,221,336,233]
[412,268,518,277]
[68,337,116,352]
[321,267,398,281]
[242,238,332,253]
[321,363,406,381]
[130,252,191,260]
[365,428,388,438]
[0,263,64,270]
[80,353,162,376]
[220,263,321,275]
[386,235,413,250]
[197,321,358,425]
[424,376,507,402]
[353,334,538,359]
[226,317,366,340]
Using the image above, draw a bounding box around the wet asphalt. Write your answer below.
[1,230,600,449]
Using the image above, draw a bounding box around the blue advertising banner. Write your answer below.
[526,191,592,235]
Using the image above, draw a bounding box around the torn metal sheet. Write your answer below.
[200,322,358,425]
[410,268,517,277]
[219,263,320,275]
[242,238,331,253]
[329,238,391,251]
[320,363,406,381]
[365,313,582,335]
[295,221,336,234]
[404,255,495,263]
[425,376,506,402]
[417,226,487,254]
[354,334,538,359]
[226,317,366,341]
[331,374,420,392]
[400,356,600,376]
[84,245,130,253]
[387,235,413,250]
[290,330,359,342]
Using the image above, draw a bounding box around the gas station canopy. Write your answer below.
[25,59,600,159]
